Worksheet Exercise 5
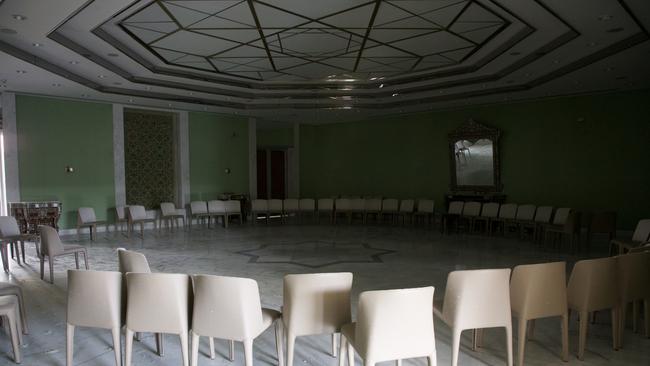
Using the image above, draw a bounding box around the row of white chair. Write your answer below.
[188,200,243,229]
[250,198,436,225]
[66,248,650,366]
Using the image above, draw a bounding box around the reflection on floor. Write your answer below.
[1,223,648,365]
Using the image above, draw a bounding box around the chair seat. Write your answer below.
[610,239,635,251]
[0,234,34,242]
[261,308,281,330]
[80,220,106,226]
[62,244,87,255]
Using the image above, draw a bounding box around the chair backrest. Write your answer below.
[225,200,241,213]
[365,198,382,212]
[515,204,536,221]
[317,198,334,211]
[448,201,464,215]
[190,201,208,215]
[631,219,650,243]
[552,208,571,225]
[207,200,226,214]
[67,270,123,329]
[567,257,618,312]
[441,269,511,330]
[510,262,567,320]
[534,206,553,223]
[77,207,97,224]
[283,272,353,336]
[480,203,499,218]
[267,199,282,211]
[498,203,517,219]
[251,199,268,212]
[563,211,582,233]
[462,201,481,217]
[416,199,434,214]
[628,242,650,253]
[38,225,65,256]
[335,198,351,211]
[115,206,128,221]
[125,273,192,333]
[283,199,299,211]
[0,216,21,237]
[160,202,177,217]
[192,275,263,340]
[399,199,415,213]
[127,205,147,221]
[299,199,315,211]
[382,199,398,212]
[117,248,151,274]
[355,287,435,362]
[351,198,365,211]
[616,252,650,302]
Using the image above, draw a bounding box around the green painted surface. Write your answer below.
[189,112,249,201]
[257,127,293,147]
[16,95,115,229]
[301,90,650,229]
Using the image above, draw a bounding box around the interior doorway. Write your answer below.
[256,149,287,199]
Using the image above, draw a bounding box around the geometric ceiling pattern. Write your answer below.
[122,0,506,81]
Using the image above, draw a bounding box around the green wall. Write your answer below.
[257,127,293,147]
[16,95,115,229]
[301,89,650,229]
[189,112,249,201]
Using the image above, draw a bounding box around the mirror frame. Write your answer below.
[448,119,502,192]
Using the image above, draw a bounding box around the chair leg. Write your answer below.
[612,307,619,351]
[286,333,296,366]
[21,241,26,263]
[451,329,462,366]
[111,326,121,366]
[517,319,527,366]
[339,335,347,366]
[16,289,28,335]
[156,333,164,356]
[191,332,200,366]
[428,351,436,366]
[561,313,569,362]
[67,323,75,366]
[506,324,513,366]
[49,258,55,284]
[633,300,639,334]
[40,256,45,279]
[74,253,80,269]
[275,320,284,366]
[332,333,338,357]
[125,329,135,366]
[229,339,235,361]
[578,311,588,360]
[243,338,254,366]
[348,338,355,366]
[180,332,189,366]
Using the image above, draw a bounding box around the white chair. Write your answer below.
[398,199,415,225]
[524,206,553,243]
[335,198,352,224]
[350,198,366,223]
[364,198,382,224]
[225,200,243,228]
[191,275,283,366]
[283,199,300,222]
[413,199,435,226]
[473,202,499,235]
[284,272,353,366]
[251,199,269,224]
[38,225,89,284]
[492,203,517,235]
[207,200,227,228]
[318,198,335,224]
[67,270,123,366]
[114,206,129,233]
[340,287,436,366]
[506,204,536,238]
[127,205,157,237]
[434,269,513,366]
[0,282,28,335]
[443,201,464,234]
[0,295,22,363]
[380,199,399,224]
[567,257,619,360]
[189,201,209,229]
[77,207,106,240]
[268,199,284,222]
[616,252,650,346]
[610,219,650,255]
[459,201,481,233]
[0,216,33,271]
[160,202,186,230]
[510,262,569,366]
[299,198,316,222]
[125,273,192,366]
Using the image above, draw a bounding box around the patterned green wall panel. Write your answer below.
[124,109,175,209]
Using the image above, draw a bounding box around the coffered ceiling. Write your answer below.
[0,0,649,123]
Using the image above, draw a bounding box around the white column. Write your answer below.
[112,104,126,206]
[248,117,257,199]
[177,111,190,207]
[1,92,19,213]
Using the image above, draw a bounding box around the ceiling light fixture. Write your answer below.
[69,60,79,65]
[51,83,61,87]
[598,15,613,21]
[128,98,134,103]
[378,84,384,88]
[392,93,399,97]
[32,42,42,47]
[12,14,27,21]
[98,75,106,78]
[15,70,26,74]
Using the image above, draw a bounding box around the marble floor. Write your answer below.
[0,221,647,366]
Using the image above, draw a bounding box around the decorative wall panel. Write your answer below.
[124,109,175,209]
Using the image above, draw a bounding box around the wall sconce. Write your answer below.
[224,168,231,174]
[65,166,74,173]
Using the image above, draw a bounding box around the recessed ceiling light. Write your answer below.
[378,84,384,88]
[69,60,79,65]
[128,98,134,102]
[392,93,399,97]
[15,70,26,74]
[598,15,613,21]
[98,75,106,78]
[51,83,61,87]
[607,27,624,33]
[189,92,194,96]
[107,53,119,57]
[32,42,42,47]
[12,14,27,21]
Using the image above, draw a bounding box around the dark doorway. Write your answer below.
[256,149,286,199]
[256,150,268,199]
[270,150,286,199]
